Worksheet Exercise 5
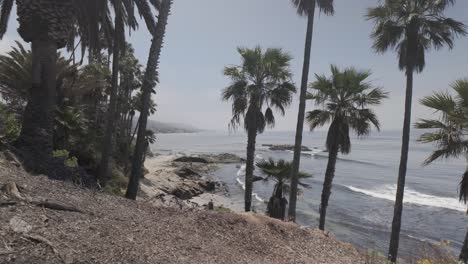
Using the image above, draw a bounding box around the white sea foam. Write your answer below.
[236,165,264,202]
[347,185,467,212]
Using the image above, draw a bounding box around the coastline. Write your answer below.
[140,153,245,213]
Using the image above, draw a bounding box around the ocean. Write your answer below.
[153,130,467,257]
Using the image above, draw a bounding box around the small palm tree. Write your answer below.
[307,65,387,231]
[288,0,335,223]
[367,1,466,261]
[222,46,296,212]
[415,79,468,263]
[257,158,311,220]
[0,41,78,115]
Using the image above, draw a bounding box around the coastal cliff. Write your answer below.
[0,153,366,264]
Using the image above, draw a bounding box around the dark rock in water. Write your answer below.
[264,144,311,152]
[174,167,201,178]
[173,156,210,164]
[201,153,243,164]
[198,181,216,192]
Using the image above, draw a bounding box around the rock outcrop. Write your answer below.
[263,144,312,151]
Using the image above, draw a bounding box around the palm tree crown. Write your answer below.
[291,0,334,16]
[416,79,468,202]
[222,46,296,132]
[307,65,388,153]
[257,158,312,192]
[367,0,466,73]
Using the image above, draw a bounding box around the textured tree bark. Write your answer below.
[268,184,286,220]
[319,144,338,231]
[125,0,172,200]
[99,0,123,186]
[460,229,468,264]
[388,66,414,263]
[289,2,316,222]
[244,126,257,212]
[17,40,58,171]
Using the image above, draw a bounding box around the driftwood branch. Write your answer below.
[0,201,17,207]
[34,201,84,214]
[1,182,87,214]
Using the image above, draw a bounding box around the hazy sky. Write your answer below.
[1,0,467,131]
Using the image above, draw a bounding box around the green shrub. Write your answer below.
[214,206,231,213]
[103,166,129,196]
[53,149,78,168]
[0,106,21,142]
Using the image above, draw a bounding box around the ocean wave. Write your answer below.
[236,164,264,202]
[347,185,467,212]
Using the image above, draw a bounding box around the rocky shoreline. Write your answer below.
[140,153,244,212]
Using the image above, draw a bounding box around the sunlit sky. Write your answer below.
[1,0,467,131]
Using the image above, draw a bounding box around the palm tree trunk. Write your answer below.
[319,144,338,230]
[125,0,172,200]
[17,40,58,171]
[289,1,316,222]
[388,67,414,263]
[268,183,285,220]
[244,126,257,212]
[461,228,468,264]
[98,0,123,185]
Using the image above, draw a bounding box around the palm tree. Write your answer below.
[366,1,466,261]
[222,46,296,212]
[125,0,172,200]
[0,41,78,115]
[98,0,125,185]
[415,79,468,263]
[0,0,111,170]
[257,158,311,220]
[306,65,387,231]
[288,0,335,223]
[98,0,162,185]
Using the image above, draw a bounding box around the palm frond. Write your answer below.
[265,107,275,128]
[306,109,331,131]
[420,91,456,113]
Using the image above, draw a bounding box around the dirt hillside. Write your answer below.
[0,155,365,264]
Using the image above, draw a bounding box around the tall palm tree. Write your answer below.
[366,1,466,261]
[125,0,172,200]
[98,0,125,185]
[415,79,468,263]
[0,0,136,175]
[288,0,335,223]
[257,158,311,220]
[222,47,296,212]
[98,0,162,185]
[306,65,387,230]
